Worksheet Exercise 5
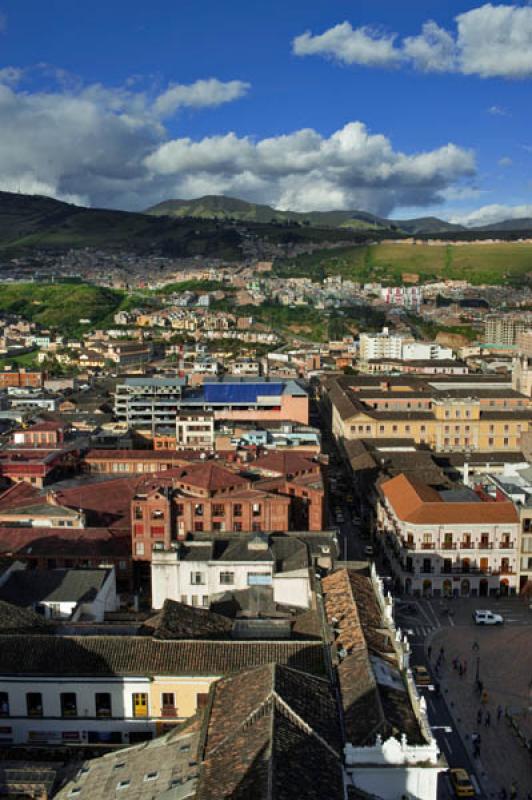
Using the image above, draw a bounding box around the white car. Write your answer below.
[473,609,504,625]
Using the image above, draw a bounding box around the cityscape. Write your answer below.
[0,2,531,800]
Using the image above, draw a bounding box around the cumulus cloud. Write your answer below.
[145,122,475,215]
[293,4,532,79]
[153,78,250,118]
[449,203,532,226]
[0,69,476,214]
[498,156,513,166]
[293,23,401,67]
[487,105,509,115]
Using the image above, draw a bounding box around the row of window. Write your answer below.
[0,691,209,719]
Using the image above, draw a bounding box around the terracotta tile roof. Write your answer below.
[381,473,519,524]
[0,527,130,558]
[198,663,344,800]
[0,599,54,633]
[252,452,318,477]
[0,482,41,511]
[0,636,325,677]
[176,462,250,493]
[145,599,233,640]
[322,569,424,746]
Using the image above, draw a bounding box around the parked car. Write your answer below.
[449,767,475,797]
[413,665,431,686]
[473,609,504,625]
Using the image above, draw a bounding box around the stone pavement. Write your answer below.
[429,625,532,798]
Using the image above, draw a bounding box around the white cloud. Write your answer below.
[153,78,250,118]
[293,4,532,79]
[0,71,476,214]
[449,202,532,226]
[498,156,513,166]
[145,121,475,215]
[487,105,509,115]
[0,67,23,85]
[293,22,401,67]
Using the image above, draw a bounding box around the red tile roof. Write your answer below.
[176,462,250,493]
[0,527,130,558]
[252,452,317,476]
[381,473,519,525]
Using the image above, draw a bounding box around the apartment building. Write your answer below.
[115,377,309,430]
[359,329,406,361]
[130,462,324,563]
[151,533,312,610]
[377,473,520,596]
[484,315,526,346]
[325,375,531,452]
[153,413,215,451]
[381,285,423,309]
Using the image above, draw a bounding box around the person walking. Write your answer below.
[481,689,489,705]
[462,658,467,676]
[427,645,432,660]
[497,704,504,722]
[485,710,491,727]
[439,646,445,660]
[477,709,483,725]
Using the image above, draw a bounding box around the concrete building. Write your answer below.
[115,377,309,430]
[484,315,526,346]
[359,329,406,362]
[151,533,312,610]
[378,473,520,596]
[324,374,531,453]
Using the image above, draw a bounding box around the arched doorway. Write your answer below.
[461,558,471,574]
[461,579,470,596]
[422,579,432,597]
[500,578,509,596]
[442,579,453,598]
[479,579,489,597]
[404,577,412,595]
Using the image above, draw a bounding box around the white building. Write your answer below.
[378,473,520,597]
[151,534,312,610]
[381,285,423,310]
[402,342,454,361]
[359,329,407,361]
[0,566,118,622]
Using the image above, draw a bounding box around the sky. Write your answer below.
[0,0,531,224]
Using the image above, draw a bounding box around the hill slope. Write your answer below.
[146,194,467,233]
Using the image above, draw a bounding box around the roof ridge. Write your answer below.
[271,691,341,759]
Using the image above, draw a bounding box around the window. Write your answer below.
[233,522,242,532]
[175,503,183,516]
[191,595,199,606]
[488,438,494,447]
[213,521,225,532]
[196,693,209,709]
[194,504,203,516]
[379,425,385,433]
[190,571,205,585]
[252,522,261,532]
[194,521,204,532]
[252,503,261,517]
[26,692,43,717]
[117,780,131,790]
[0,692,9,717]
[392,425,398,433]
[233,504,242,517]
[161,693,176,717]
[180,594,188,604]
[144,772,159,782]
[135,542,145,556]
[95,692,112,718]
[202,595,209,607]
[212,504,225,517]
[132,693,148,718]
[503,437,509,447]
[220,571,234,585]
[61,693,77,718]
[134,523,144,536]
[247,572,272,586]
[134,506,143,519]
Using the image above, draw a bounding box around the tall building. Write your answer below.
[484,315,526,346]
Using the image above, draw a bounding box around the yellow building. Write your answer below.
[324,375,530,452]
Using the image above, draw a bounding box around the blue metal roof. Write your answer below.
[203,382,284,404]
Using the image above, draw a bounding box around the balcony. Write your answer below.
[460,542,473,550]
[498,541,515,549]
[161,705,177,718]
[442,543,457,550]
[421,543,435,550]
[492,567,515,575]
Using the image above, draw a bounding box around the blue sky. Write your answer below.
[0,0,531,223]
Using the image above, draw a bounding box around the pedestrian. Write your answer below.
[453,656,459,670]
[497,704,503,722]
[439,646,445,660]
[485,710,491,727]
[462,658,467,676]
[481,689,489,705]
[459,662,464,677]
[477,679,484,695]
[427,645,432,660]
[477,709,483,725]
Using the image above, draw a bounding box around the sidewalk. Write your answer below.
[429,626,532,797]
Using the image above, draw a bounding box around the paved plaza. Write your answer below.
[429,623,532,797]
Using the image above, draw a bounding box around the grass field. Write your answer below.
[275,241,532,285]
[0,282,124,335]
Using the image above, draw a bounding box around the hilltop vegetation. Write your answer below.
[275,241,532,286]
[0,282,124,335]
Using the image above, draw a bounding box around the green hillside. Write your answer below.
[0,282,124,334]
[275,241,532,286]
